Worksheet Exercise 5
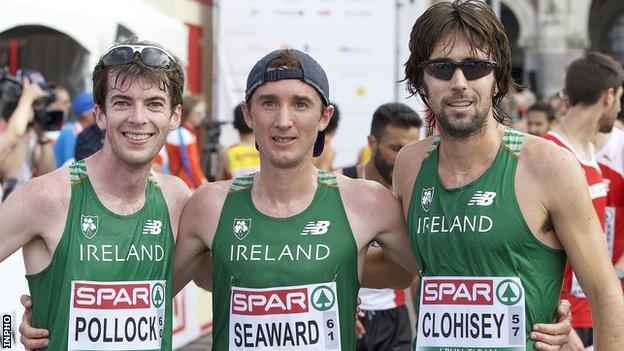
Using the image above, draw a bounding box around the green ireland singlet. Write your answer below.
[26,160,174,350]
[211,170,359,350]
[408,129,566,351]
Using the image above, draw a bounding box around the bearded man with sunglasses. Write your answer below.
[393,1,624,350]
[0,39,189,350]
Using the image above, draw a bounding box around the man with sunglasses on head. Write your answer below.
[393,1,624,350]
[0,39,189,350]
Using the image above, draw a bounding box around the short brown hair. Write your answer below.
[266,49,301,71]
[565,52,624,107]
[92,38,184,113]
[404,0,517,127]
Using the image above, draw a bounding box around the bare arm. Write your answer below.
[360,245,418,289]
[0,175,57,262]
[173,181,229,295]
[533,143,624,349]
[340,176,420,288]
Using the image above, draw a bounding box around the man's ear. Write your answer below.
[169,104,182,131]
[95,105,107,131]
[241,101,254,130]
[319,104,334,131]
[367,134,378,150]
[603,87,615,107]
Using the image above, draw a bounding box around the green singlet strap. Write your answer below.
[229,174,255,193]
[318,169,337,187]
[502,128,525,157]
[425,135,441,157]
[69,160,87,183]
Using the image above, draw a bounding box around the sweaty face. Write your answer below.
[526,111,551,136]
[598,86,623,133]
[95,73,180,165]
[371,125,420,184]
[245,79,332,169]
[422,35,495,139]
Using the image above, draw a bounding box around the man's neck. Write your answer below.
[239,133,255,146]
[87,145,152,204]
[556,104,602,156]
[438,120,503,173]
[253,157,318,217]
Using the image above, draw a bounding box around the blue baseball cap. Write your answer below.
[245,49,330,157]
[72,92,95,117]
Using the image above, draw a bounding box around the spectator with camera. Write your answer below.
[0,71,59,199]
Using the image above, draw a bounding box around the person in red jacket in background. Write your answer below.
[165,94,207,188]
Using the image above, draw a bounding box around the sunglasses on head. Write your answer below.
[102,45,173,69]
[420,59,498,81]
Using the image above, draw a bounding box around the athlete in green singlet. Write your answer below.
[14,44,575,350]
[172,48,420,351]
[393,1,624,350]
[0,39,191,350]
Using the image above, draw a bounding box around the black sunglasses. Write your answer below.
[420,59,498,81]
[102,45,173,69]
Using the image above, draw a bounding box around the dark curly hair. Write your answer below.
[404,0,518,130]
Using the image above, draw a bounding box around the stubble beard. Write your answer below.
[373,150,393,184]
[434,94,490,140]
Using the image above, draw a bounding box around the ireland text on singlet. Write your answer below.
[407,129,566,351]
[211,170,359,350]
[26,160,174,350]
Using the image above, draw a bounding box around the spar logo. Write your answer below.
[422,279,493,305]
[231,287,309,315]
[73,282,156,309]
[310,285,335,311]
[496,279,522,306]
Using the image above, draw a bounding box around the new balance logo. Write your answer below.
[300,221,331,235]
[142,219,163,235]
[468,191,497,206]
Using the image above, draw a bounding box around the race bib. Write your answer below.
[229,282,340,350]
[68,280,166,350]
[416,276,526,351]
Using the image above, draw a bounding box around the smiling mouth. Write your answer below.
[272,136,296,143]
[447,101,472,107]
[123,132,153,141]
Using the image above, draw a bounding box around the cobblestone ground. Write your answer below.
[179,333,212,350]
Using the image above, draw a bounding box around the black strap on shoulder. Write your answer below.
[342,165,358,179]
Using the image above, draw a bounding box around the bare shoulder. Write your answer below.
[183,179,234,227]
[190,179,233,210]
[518,134,583,183]
[183,179,234,249]
[152,172,192,211]
[394,135,436,201]
[1,166,71,237]
[336,173,395,210]
[5,166,70,212]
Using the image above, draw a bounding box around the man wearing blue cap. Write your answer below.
[172,48,420,350]
[53,92,95,167]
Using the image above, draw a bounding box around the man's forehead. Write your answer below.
[430,34,489,60]
[106,71,168,99]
